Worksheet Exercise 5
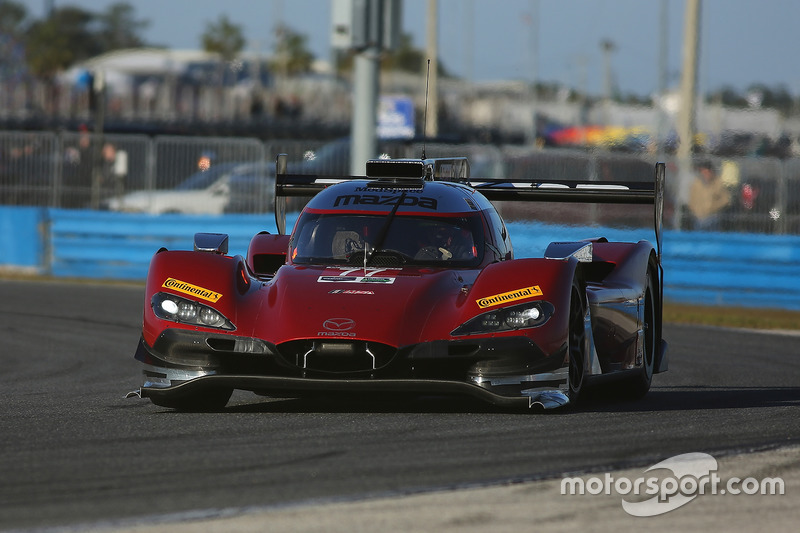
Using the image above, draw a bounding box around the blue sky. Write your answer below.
[24,0,800,97]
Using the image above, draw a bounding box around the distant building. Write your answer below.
[62,48,272,97]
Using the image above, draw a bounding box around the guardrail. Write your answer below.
[2,207,799,311]
[45,209,282,280]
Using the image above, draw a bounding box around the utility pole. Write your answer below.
[600,39,616,126]
[464,0,474,84]
[527,0,539,146]
[343,0,401,175]
[656,0,669,150]
[425,0,439,139]
[675,0,701,228]
[351,46,380,174]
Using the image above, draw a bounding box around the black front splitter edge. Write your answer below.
[140,375,539,409]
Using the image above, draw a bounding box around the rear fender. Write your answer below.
[585,240,664,373]
[591,240,656,294]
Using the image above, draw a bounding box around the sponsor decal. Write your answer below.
[318,317,357,337]
[333,193,437,210]
[323,318,355,331]
[354,186,421,193]
[318,267,399,285]
[318,276,395,284]
[162,278,222,303]
[360,277,394,284]
[329,289,375,295]
[476,285,542,309]
[327,267,402,274]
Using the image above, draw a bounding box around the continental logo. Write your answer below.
[162,278,222,303]
[476,286,542,309]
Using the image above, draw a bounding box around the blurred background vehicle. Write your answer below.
[103,161,273,215]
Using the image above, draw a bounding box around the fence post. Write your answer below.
[40,207,52,275]
[51,132,63,208]
[145,136,156,193]
[777,160,789,235]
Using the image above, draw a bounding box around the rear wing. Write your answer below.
[273,153,664,265]
[471,178,655,204]
[472,163,666,265]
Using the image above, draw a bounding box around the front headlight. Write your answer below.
[451,301,554,336]
[151,292,235,330]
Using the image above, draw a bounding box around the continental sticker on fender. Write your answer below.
[476,286,542,309]
[162,278,222,303]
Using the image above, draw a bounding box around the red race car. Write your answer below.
[133,155,668,410]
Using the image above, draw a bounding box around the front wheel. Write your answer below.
[567,278,587,404]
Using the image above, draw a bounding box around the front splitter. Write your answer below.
[139,374,569,410]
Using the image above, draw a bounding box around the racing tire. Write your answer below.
[567,277,588,404]
[619,269,657,399]
[149,387,233,412]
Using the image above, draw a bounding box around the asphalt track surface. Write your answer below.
[1,279,798,531]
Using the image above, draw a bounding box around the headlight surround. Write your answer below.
[151,292,234,330]
[451,300,554,336]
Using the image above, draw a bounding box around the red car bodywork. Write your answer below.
[134,156,667,410]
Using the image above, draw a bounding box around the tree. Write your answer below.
[0,1,29,81]
[201,14,245,88]
[0,0,28,37]
[271,24,314,75]
[748,83,794,115]
[201,14,245,61]
[382,33,423,73]
[708,86,747,108]
[25,6,98,79]
[95,2,150,51]
[336,32,450,77]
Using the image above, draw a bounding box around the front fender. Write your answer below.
[442,258,579,355]
[143,249,253,346]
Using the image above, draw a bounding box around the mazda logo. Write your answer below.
[323,318,356,331]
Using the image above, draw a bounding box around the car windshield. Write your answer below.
[291,212,485,267]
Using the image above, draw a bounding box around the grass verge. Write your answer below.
[664,302,800,331]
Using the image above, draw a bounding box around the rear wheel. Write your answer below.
[619,271,657,398]
[149,387,233,412]
[567,278,587,403]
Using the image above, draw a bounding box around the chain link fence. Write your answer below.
[1,130,798,233]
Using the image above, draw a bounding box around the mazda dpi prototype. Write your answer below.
[132,155,668,410]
